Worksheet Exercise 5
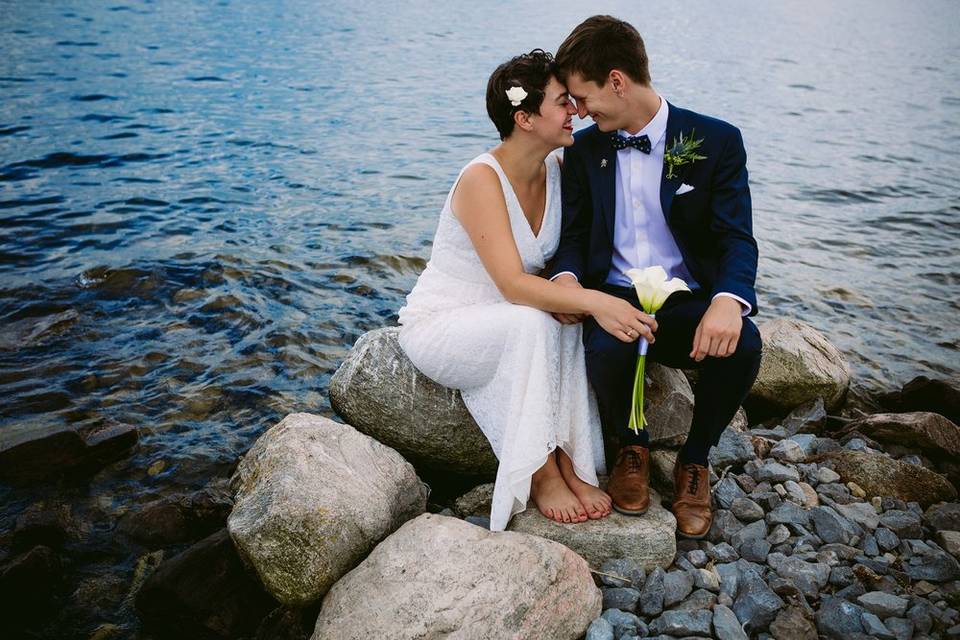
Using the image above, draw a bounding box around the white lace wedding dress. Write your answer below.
[397,151,607,532]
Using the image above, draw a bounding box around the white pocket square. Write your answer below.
[676,183,695,195]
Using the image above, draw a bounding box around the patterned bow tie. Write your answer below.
[610,133,651,154]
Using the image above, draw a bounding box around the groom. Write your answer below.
[546,16,762,539]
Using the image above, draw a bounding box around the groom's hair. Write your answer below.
[555,15,651,87]
[486,49,557,141]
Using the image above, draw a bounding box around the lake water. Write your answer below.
[2,0,959,635]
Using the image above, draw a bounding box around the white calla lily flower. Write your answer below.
[623,266,691,435]
[625,266,691,314]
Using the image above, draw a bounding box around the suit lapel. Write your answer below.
[591,131,617,244]
[660,102,689,220]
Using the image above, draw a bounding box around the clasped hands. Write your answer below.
[551,275,743,361]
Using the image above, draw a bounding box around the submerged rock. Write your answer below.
[836,411,960,460]
[0,421,138,485]
[135,529,276,639]
[879,375,960,425]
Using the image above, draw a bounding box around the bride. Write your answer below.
[397,49,657,531]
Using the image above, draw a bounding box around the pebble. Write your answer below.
[639,566,665,617]
[649,610,712,636]
[770,439,806,463]
[861,610,896,639]
[816,597,866,636]
[810,505,859,545]
[714,475,748,509]
[712,603,748,640]
[686,549,708,568]
[857,591,909,618]
[880,510,923,539]
[757,460,801,484]
[730,497,765,522]
[782,480,806,504]
[775,556,830,598]
[693,567,721,592]
[847,481,867,498]
[707,542,740,563]
[766,523,790,545]
[875,527,900,551]
[818,467,841,484]
[599,558,646,589]
[733,567,784,634]
[885,617,915,640]
[584,414,960,639]
[937,530,960,558]
[834,501,881,531]
[662,570,694,607]
[600,608,644,638]
[740,539,771,563]
[601,587,640,612]
[766,501,810,527]
[731,519,768,549]
[585,616,614,640]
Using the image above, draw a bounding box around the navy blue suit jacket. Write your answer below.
[545,102,759,316]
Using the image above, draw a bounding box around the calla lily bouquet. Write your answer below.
[624,266,691,435]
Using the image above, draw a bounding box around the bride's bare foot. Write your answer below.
[530,453,589,524]
[556,447,612,519]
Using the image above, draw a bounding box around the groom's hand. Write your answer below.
[552,274,587,324]
[691,296,744,361]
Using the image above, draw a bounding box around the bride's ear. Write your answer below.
[513,109,534,133]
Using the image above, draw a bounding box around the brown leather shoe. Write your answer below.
[607,445,650,515]
[672,459,713,539]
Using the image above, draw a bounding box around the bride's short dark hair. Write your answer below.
[486,49,557,141]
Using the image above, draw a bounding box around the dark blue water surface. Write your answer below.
[1,0,959,634]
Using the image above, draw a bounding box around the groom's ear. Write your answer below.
[609,70,626,97]
[513,109,534,133]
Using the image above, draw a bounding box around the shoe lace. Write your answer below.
[683,463,701,496]
[619,449,644,474]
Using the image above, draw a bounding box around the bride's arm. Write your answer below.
[451,163,655,344]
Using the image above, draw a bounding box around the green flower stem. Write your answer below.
[628,353,647,435]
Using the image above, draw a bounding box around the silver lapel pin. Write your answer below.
[600,158,608,168]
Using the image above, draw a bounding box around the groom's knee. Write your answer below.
[584,324,635,379]
[732,319,762,371]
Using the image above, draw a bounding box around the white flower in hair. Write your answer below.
[505,86,527,106]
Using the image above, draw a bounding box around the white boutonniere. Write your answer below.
[505,86,527,107]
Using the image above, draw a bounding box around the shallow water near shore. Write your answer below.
[1,0,959,635]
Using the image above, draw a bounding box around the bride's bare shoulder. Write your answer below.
[451,161,504,212]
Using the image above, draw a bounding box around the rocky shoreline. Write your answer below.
[2,317,960,639]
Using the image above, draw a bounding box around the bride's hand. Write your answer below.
[588,292,658,344]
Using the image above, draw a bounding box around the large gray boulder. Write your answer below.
[311,513,600,640]
[820,449,957,507]
[508,487,677,571]
[329,327,694,477]
[227,413,428,606]
[748,319,851,413]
